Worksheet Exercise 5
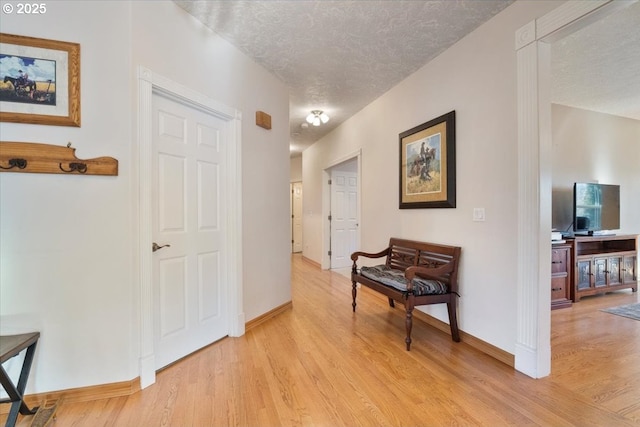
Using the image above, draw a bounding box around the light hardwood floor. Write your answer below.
[4,254,640,426]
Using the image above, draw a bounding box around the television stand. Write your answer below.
[568,234,638,301]
[574,231,616,237]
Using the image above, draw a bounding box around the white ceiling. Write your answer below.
[551,1,640,123]
[174,0,515,156]
[174,1,640,157]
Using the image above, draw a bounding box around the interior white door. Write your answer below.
[330,170,358,269]
[152,92,228,370]
[292,182,303,253]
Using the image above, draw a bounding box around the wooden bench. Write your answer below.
[350,238,461,350]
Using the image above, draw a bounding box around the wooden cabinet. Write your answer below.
[570,235,638,301]
[551,243,572,309]
[623,254,638,284]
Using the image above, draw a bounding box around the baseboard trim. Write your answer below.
[4,302,294,415]
[411,308,515,367]
[0,377,140,415]
[301,256,320,268]
[358,287,514,368]
[245,301,293,332]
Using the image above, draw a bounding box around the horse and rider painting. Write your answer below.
[405,134,442,195]
[0,53,56,105]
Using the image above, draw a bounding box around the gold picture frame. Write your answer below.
[399,111,456,209]
[0,33,80,127]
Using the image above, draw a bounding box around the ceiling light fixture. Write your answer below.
[305,110,330,126]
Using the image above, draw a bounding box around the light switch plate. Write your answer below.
[473,208,485,222]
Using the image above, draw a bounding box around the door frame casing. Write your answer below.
[291,181,303,253]
[329,169,358,269]
[136,66,244,388]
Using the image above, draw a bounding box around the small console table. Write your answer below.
[568,234,638,302]
[0,332,40,427]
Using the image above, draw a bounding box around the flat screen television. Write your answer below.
[573,182,620,234]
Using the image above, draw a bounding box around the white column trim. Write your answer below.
[515,20,536,50]
[514,0,619,378]
[536,0,611,41]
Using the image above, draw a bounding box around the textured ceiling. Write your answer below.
[174,1,639,157]
[174,0,515,156]
[551,1,640,122]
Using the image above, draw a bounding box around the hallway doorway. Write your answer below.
[291,181,303,253]
[322,151,361,271]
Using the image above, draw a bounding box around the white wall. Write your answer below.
[0,0,291,394]
[302,0,563,354]
[0,0,135,393]
[290,156,302,182]
[551,104,640,233]
[131,0,291,331]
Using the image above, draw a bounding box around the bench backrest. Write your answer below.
[386,238,461,291]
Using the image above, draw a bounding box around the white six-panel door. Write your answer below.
[152,92,228,369]
[330,170,358,269]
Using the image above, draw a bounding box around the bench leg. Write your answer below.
[447,300,461,342]
[405,305,414,351]
[351,281,357,312]
[388,298,395,308]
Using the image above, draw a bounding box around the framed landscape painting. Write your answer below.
[0,33,80,126]
[399,110,456,209]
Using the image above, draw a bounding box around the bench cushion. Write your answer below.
[360,265,448,296]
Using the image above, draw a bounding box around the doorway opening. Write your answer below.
[515,0,628,378]
[137,66,243,388]
[291,181,303,253]
[322,150,362,272]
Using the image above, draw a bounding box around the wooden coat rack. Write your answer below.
[0,141,118,176]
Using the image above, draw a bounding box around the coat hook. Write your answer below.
[59,162,87,173]
[0,158,28,170]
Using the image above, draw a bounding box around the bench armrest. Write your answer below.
[405,263,453,290]
[350,247,390,263]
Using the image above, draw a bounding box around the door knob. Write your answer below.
[152,242,171,252]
